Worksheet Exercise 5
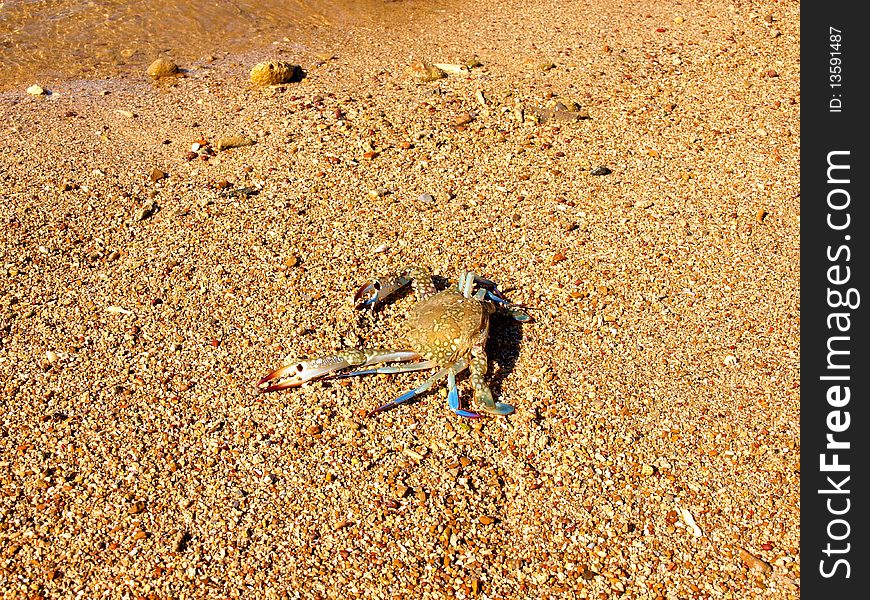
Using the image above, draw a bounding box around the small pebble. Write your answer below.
[173,530,190,552]
[418,193,436,204]
[136,199,157,221]
[591,166,611,176]
[453,112,473,126]
[737,546,773,574]
[26,84,45,95]
[403,448,425,461]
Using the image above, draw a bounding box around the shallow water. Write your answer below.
[0,0,399,90]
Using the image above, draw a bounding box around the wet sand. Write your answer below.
[0,0,800,598]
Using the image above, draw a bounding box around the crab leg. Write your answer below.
[446,361,481,419]
[367,364,453,417]
[486,291,531,322]
[469,347,515,416]
[258,348,421,393]
[471,276,532,322]
[447,369,458,408]
[458,271,475,298]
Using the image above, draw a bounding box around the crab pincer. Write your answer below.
[354,275,411,309]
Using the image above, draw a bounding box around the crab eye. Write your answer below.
[296,364,304,372]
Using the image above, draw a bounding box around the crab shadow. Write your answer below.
[484,313,527,404]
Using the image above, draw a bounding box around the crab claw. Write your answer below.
[468,276,531,322]
[353,282,379,308]
[258,357,349,393]
[354,276,411,309]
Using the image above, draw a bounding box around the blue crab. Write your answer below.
[258,267,530,418]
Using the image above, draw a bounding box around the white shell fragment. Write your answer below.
[679,508,703,537]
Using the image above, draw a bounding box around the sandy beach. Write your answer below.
[1,0,800,597]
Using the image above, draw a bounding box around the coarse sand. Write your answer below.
[0,0,800,598]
